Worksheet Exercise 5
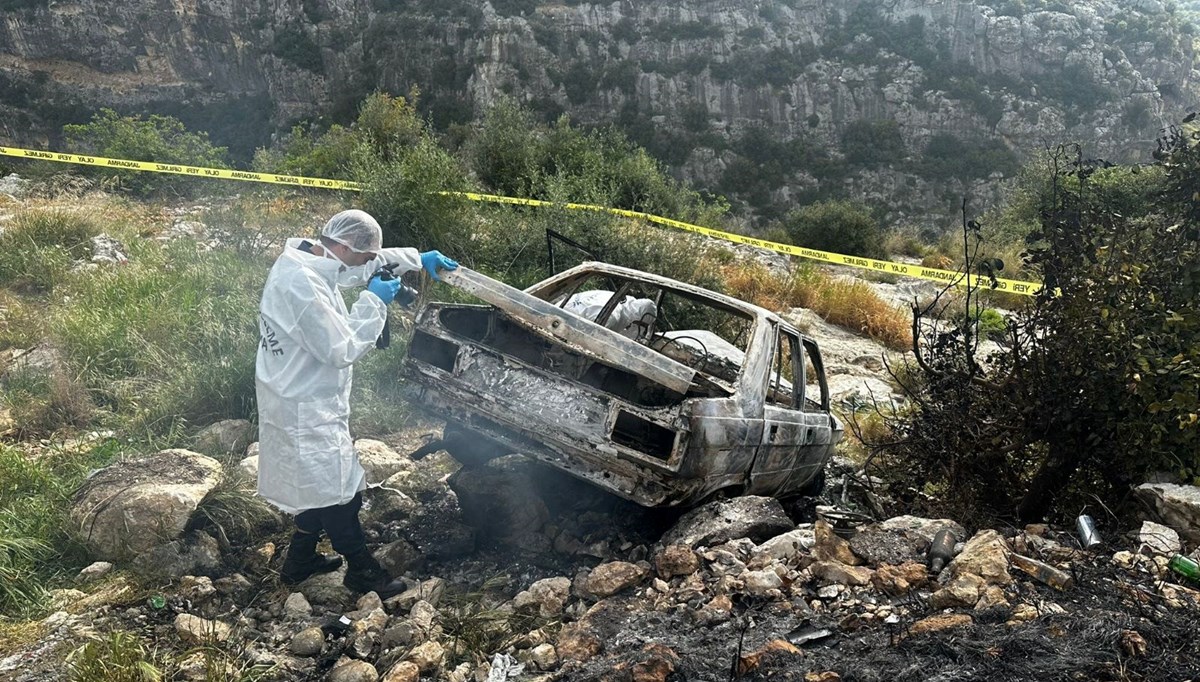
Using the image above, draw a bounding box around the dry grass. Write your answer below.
[718,261,912,350]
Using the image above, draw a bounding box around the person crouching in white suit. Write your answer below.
[255,209,457,598]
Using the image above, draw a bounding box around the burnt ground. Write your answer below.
[7,448,1199,682]
[377,458,1200,682]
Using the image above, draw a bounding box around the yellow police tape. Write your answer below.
[1,145,1041,295]
[0,145,362,191]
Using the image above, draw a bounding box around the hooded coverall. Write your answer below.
[255,237,420,554]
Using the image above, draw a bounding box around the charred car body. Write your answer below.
[401,262,843,508]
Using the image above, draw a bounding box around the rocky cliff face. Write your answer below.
[1,0,1196,225]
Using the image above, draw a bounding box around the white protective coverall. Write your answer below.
[563,290,657,340]
[256,238,421,514]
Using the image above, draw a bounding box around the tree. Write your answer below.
[872,136,1200,526]
[63,109,229,195]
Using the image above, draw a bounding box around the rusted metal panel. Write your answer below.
[441,268,697,395]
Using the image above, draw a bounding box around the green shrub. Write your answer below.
[63,109,230,196]
[465,99,726,227]
[880,130,1200,525]
[918,133,1020,181]
[354,130,475,255]
[270,26,323,72]
[252,123,358,180]
[782,199,885,259]
[840,119,906,167]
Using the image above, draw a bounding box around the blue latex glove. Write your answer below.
[419,250,458,281]
[367,274,401,304]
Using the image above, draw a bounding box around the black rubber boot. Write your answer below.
[342,548,406,599]
[280,531,343,585]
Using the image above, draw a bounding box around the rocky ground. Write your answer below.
[3,418,1199,682]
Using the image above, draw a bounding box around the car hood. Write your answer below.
[438,268,697,395]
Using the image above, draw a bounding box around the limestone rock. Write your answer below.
[528,643,558,671]
[75,561,113,584]
[809,561,873,586]
[654,545,701,579]
[512,576,571,617]
[871,562,928,595]
[909,614,973,636]
[813,520,863,565]
[930,574,986,609]
[947,530,1012,586]
[405,640,445,673]
[661,496,794,549]
[753,527,815,564]
[381,661,420,682]
[70,449,224,561]
[329,659,378,682]
[283,592,312,619]
[290,627,325,657]
[356,439,415,484]
[1134,483,1200,545]
[582,561,649,599]
[174,613,231,645]
[557,624,602,663]
[1138,520,1182,556]
[193,419,255,460]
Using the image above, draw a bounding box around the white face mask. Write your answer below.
[320,245,363,287]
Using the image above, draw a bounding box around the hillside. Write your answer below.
[1,0,1197,224]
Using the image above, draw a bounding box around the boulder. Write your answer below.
[447,459,549,540]
[375,539,423,577]
[75,561,113,584]
[1139,520,1182,556]
[355,439,415,483]
[129,530,222,580]
[193,419,255,460]
[581,561,649,599]
[813,520,863,565]
[70,449,223,561]
[654,545,702,579]
[875,516,966,546]
[1134,483,1200,545]
[660,496,794,549]
[512,577,572,617]
[283,592,312,619]
[947,530,1012,586]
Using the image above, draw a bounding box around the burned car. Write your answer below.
[400,262,843,508]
